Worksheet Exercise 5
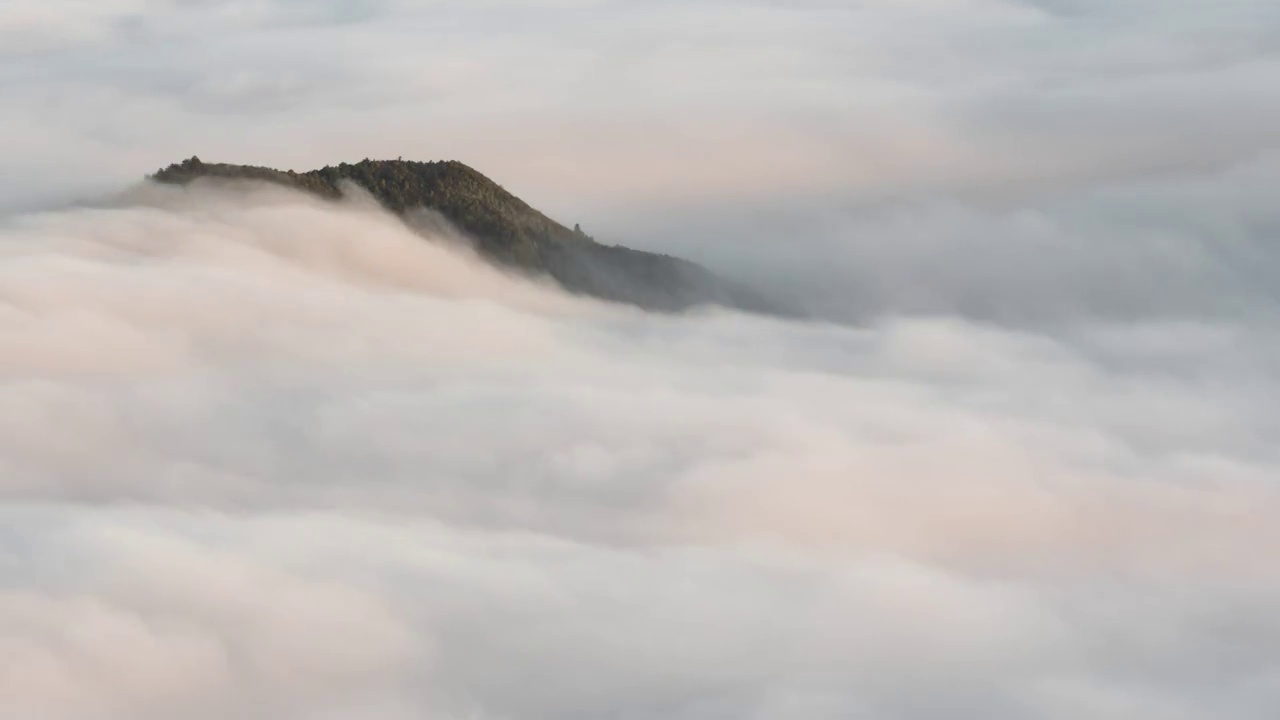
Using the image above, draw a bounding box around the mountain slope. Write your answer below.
[150,156,782,314]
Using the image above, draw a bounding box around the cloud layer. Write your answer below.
[3,1,1280,718]
[3,0,1279,213]
[2,179,1278,719]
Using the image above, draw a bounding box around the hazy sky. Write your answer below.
[4,1,1279,211]
[2,2,1279,720]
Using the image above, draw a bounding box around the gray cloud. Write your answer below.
[602,153,1280,328]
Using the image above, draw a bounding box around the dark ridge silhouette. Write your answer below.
[150,156,789,315]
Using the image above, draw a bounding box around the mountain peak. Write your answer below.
[149,157,784,314]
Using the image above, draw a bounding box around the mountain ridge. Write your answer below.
[149,156,783,314]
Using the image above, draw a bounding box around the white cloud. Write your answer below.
[1,180,1277,718]
[4,2,1279,717]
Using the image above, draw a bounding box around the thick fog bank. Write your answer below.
[1,182,1277,719]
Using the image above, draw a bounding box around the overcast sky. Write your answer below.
[4,1,1279,211]
[3,3,1279,720]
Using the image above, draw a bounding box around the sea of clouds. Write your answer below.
[2,173,1277,719]
[3,0,1280,718]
